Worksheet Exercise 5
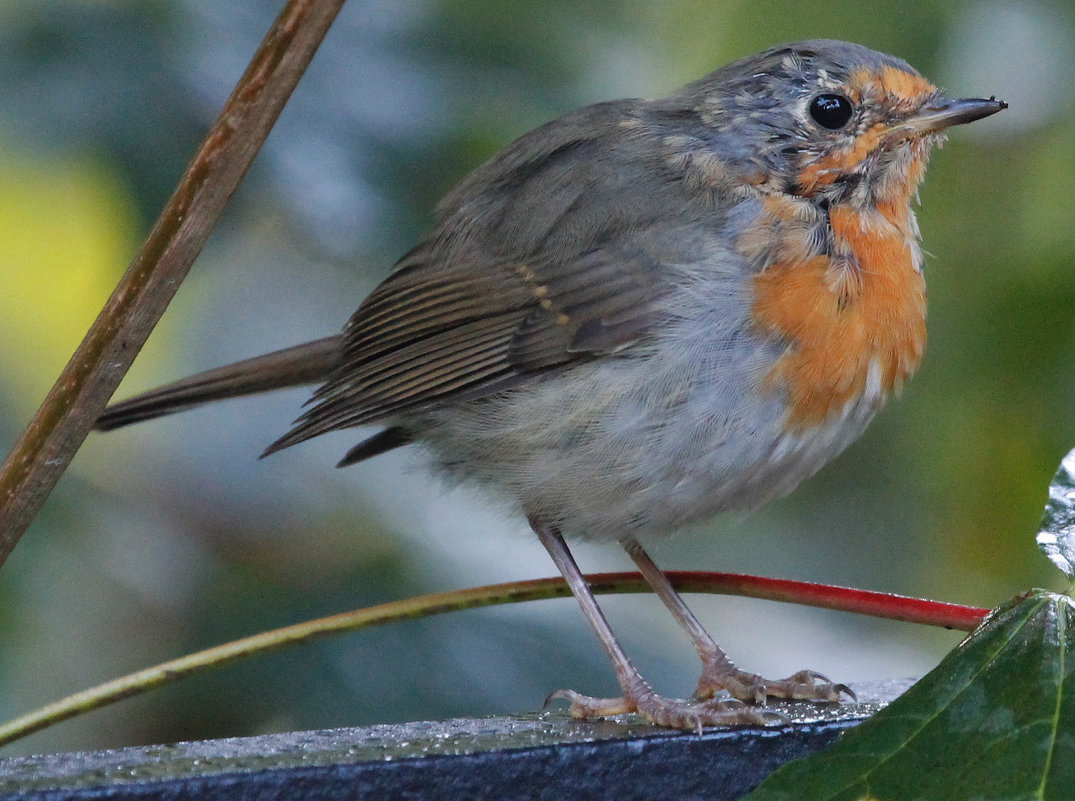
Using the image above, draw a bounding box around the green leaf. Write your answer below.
[744,590,1073,801]
[1038,449,1075,580]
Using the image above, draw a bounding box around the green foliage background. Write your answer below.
[0,0,1071,755]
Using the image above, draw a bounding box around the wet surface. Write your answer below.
[1038,449,1075,578]
[0,680,911,800]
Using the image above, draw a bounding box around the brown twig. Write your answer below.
[0,0,346,562]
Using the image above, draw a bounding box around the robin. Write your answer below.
[97,40,1006,729]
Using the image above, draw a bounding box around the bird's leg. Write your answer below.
[622,537,854,704]
[532,520,778,728]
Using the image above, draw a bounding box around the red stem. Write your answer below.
[583,571,988,631]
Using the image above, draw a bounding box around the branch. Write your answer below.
[0,0,346,562]
[0,571,988,748]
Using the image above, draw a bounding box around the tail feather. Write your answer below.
[95,336,343,431]
[333,426,414,467]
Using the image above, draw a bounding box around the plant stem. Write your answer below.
[0,570,988,748]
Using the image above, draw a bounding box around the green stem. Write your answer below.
[0,571,987,748]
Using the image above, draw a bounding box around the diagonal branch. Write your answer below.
[0,0,346,560]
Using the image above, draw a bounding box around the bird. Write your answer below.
[96,39,1006,729]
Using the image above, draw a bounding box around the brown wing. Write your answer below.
[264,241,663,455]
[265,97,732,455]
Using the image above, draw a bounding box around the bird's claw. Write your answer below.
[696,662,855,704]
[545,686,786,731]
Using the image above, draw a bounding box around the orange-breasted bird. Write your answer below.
[97,40,1006,729]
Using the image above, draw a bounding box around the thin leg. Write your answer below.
[532,520,778,729]
[622,536,854,703]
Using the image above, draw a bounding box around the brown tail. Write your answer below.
[95,336,343,431]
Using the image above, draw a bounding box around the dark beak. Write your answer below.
[900,96,1008,136]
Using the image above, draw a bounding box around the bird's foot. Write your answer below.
[695,657,856,705]
[546,681,784,731]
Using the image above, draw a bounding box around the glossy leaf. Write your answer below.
[1038,448,1075,579]
[745,590,1074,801]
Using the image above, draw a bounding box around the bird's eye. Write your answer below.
[809,93,854,129]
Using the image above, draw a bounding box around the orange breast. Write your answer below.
[751,201,927,427]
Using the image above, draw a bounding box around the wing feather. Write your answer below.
[268,98,740,457]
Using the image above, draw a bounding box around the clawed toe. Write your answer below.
[689,697,786,728]
[545,659,854,730]
[545,688,634,718]
[773,669,856,702]
[696,661,855,704]
[545,686,786,731]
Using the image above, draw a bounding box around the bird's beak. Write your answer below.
[898,96,1008,137]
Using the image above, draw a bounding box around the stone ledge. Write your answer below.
[0,680,910,801]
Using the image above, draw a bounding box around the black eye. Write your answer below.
[809,93,854,129]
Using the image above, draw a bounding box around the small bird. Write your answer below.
[97,40,1005,729]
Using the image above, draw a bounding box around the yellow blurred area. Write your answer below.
[0,145,136,418]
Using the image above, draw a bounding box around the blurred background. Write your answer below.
[0,0,1072,756]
